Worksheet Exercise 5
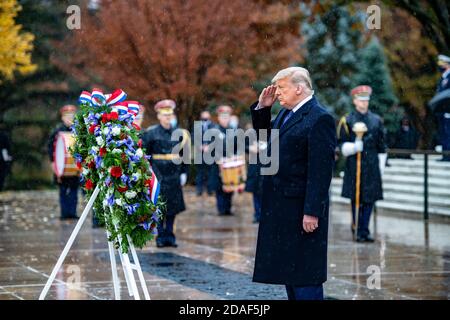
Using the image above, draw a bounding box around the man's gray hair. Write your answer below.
[271,67,314,95]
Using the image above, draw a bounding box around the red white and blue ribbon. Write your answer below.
[127,101,140,116]
[149,171,160,205]
[78,89,141,121]
[111,101,129,115]
[106,89,127,106]
[78,91,92,105]
[91,88,106,106]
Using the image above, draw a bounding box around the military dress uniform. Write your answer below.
[48,105,80,220]
[194,117,216,196]
[0,130,12,191]
[436,54,450,161]
[209,105,238,216]
[338,86,386,242]
[142,100,188,248]
[245,140,266,223]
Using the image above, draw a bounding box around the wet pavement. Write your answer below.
[0,187,449,300]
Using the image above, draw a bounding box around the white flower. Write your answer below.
[102,199,108,208]
[96,136,104,146]
[82,168,89,176]
[112,126,121,136]
[125,191,137,199]
[132,172,141,181]
[112,148,122,154]
[103,127,110,135]
[91,146,99,153]
[135,148,143,158]
[115,198,123,207]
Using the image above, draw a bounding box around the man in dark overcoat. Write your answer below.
[250,67,337,300]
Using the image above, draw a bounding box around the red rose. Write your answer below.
[99,147,107,157]
[109,112,119,121]
[101,113,109,123]
[88,161,95,169]
[138,139,143,148]
[110,166,122,178]
[117,185,128,193]
[85,179,94,190]
[76,161,82,170]
[144,179,152,187]
[89,124,97,134]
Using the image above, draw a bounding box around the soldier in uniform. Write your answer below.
[48,105,80,220]
[142,99,188,248]
[337,85,386,242]
[209,105,238,216]
[245,138,266,223]
[0,126,12,191]
[194,111,216,196]
[436,54,450,161]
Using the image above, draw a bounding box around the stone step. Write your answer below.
[382,175,449,187]
[330,185,450,208]
[383,166,450,178]
[331,179,450,197]
[331,195,450,217]
[387,158,450,170]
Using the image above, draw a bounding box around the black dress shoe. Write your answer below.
[166,233,178,248]
[156,236,166,248]
[357,235,375,243]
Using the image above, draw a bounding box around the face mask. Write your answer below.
[170,118,178,128]
[229,121,238,129]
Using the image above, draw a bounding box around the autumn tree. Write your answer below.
[334,0,450,54]
[56,0,301,126]
[0,0,36,84]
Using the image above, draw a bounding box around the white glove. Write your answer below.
[180,173,187,186]
[341,140,363,157]
[378,153,387,176]
[354,139,364,153]
[2,149,12,162]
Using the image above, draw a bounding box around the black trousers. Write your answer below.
[216,188,233,214]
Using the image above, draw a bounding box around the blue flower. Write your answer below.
[87,113,98,125]
[125,203,140,215]
[140,221,150,231]
[107,193,115,206]
[95,156,103,169]
[105,176,111,186]
[121,174,129,184]
[74,153,83,163]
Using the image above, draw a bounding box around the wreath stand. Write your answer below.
[39,186,150,300]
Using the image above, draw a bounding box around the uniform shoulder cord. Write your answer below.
[337,115,350,139]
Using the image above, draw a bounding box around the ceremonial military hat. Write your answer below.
[438,54,450,66]
[351,85,372,101]
[154,99,176,115]
[216,105,232,116]
[60,104,77,115]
